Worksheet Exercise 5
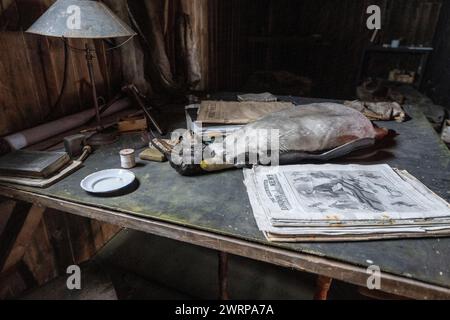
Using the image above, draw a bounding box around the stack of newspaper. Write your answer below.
[244,164,450,242]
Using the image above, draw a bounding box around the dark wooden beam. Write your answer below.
[0,200,16,236]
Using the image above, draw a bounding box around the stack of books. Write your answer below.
[0,150,79,188]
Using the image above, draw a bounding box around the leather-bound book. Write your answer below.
[0,151,70,179]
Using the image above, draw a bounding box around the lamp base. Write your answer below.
[87,127,119,146]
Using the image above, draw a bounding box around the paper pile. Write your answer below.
[244,164,450,242]
[185,104,243,137]
[197,101,294,124]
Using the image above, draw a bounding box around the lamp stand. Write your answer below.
[84,43,118,146]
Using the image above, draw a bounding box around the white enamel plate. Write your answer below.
[80,169,136,194]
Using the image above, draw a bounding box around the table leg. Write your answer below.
[218,251,229,300]
[313,275,333,300]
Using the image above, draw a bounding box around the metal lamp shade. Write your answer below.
[26,0,136,39]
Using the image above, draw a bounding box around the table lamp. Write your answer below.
[26,0,136,145]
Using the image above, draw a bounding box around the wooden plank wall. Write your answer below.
[0,0,122,137]
[0,200,120,299]
[205,0,442,99]
[423,0,450,110]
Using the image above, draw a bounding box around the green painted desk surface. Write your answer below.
[4,102,450,291]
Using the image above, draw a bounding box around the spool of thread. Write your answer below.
[120,149,136,169]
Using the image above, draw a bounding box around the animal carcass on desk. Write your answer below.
[157,103,389,176]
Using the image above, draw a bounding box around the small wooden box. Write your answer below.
[118,117,147,133]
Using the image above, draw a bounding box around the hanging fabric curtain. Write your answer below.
[104,0,204,97]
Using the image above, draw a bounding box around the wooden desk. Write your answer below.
[0,102,449,300]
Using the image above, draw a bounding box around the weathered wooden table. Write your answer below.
[0,102,449,300]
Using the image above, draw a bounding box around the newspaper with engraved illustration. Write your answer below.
[243,164,450,242]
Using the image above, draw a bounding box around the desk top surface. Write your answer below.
[4,98,450,290]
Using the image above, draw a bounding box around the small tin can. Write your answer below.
[120,149,136,169]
